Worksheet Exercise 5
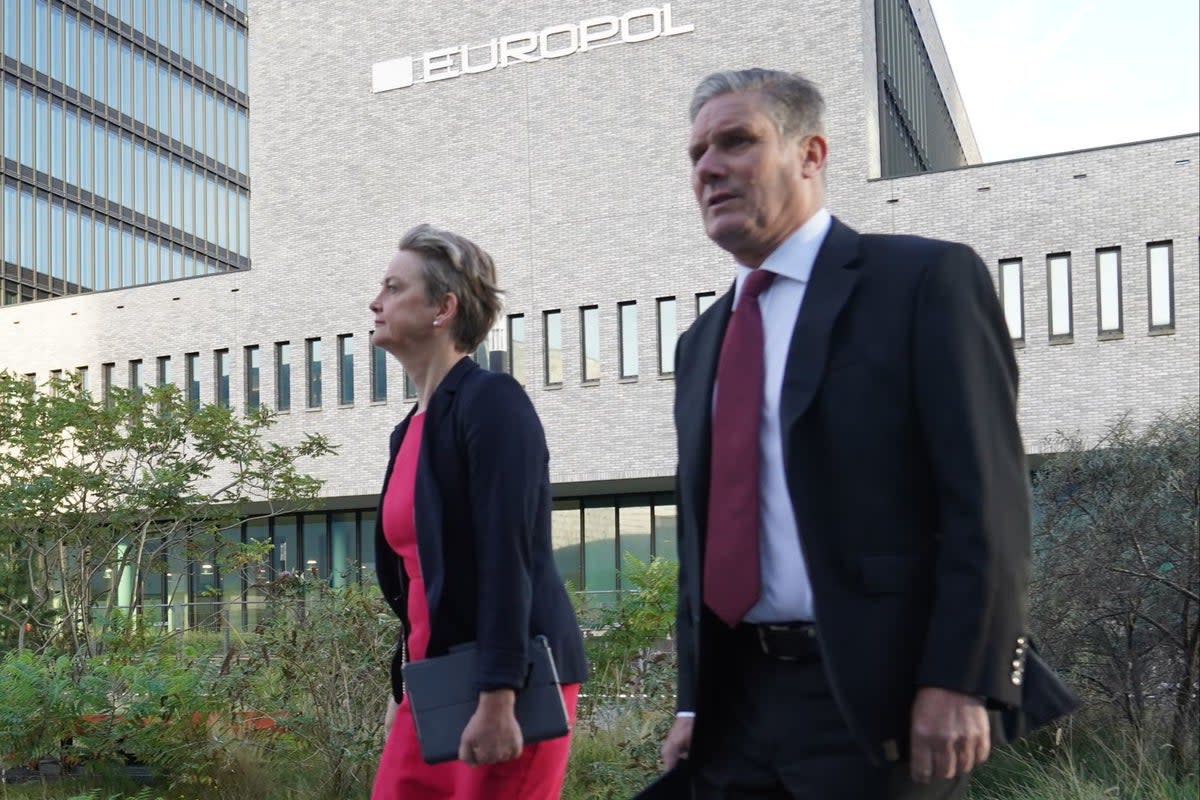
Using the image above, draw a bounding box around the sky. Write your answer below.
[928,0,1200,162]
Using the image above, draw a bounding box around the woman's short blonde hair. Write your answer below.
[398,224,504,353]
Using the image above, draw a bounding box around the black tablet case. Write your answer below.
[402,634,570,764]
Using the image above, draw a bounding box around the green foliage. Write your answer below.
[969,717,1199,799]
[0,639,240,786]
[0,650,80,767]
[1031,402,1199,769]
[234,578,395,799]
[0,370,335,657]
[569,555,679,792]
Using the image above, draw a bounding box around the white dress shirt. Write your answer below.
[724,208,832,623]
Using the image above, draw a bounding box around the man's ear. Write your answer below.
[800,134,828,178]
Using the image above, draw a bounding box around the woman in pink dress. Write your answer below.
[367,224,588,800]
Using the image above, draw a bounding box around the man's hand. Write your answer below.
[384,695,398,737]
[661,715,694,770]
[458,689,523,766]
[909,687,990,783]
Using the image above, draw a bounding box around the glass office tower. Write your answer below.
[0,0,248,305]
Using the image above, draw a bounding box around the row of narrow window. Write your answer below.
[29,294,718,411]
[25,242,1182,406]
[997,241,1176,344]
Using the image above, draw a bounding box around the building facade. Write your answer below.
[1,0,1197,624]
[1,0,249,305]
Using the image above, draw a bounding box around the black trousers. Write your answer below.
[690,635,969,800]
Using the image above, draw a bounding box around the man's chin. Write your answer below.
[705,220,752,255]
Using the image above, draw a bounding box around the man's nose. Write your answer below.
[694,151,725,185]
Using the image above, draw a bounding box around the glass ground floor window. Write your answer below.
[90,508,378,633]
[87,489,676,631]
[552,492,677,608]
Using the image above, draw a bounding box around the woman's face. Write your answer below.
[369,249,442,357]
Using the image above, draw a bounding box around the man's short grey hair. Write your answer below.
[398,224,504,354]
[689,68,826,139]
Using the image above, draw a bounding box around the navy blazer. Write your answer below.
[673,218,1074,765]
[375,358,587,702]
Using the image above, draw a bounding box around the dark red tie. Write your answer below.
[704,268,776,627]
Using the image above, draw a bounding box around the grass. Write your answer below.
[3,725,1194,800]
[967,727,1198,800]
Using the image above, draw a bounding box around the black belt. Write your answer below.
[735,621,821,662]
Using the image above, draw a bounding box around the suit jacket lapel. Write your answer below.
[780,218,862,437]
[678,287,734,548]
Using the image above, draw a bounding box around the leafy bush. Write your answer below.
[0,638,241,786]
[567,555,679,794]
[235,577,394,799]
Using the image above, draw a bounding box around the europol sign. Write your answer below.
[371,4,694,93]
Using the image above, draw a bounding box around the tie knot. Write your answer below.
[742,268,776,300]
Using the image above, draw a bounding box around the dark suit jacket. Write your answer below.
[673,218,1073,766]
[375,357,587,703]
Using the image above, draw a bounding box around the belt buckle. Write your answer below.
[757,624,801,661]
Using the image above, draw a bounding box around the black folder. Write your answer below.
[402,634,570,764]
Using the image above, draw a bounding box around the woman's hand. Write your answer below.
[384,695,398,737]
[458,688,523,766]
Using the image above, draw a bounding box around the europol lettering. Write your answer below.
[371,4,694,93]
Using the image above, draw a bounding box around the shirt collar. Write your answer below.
[734,208,833,294]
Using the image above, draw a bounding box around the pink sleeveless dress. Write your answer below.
[371,413,580,800]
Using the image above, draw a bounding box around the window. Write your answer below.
[543,310,563,386]
[184,352,199,409]
[1046,254,1073,342]
[998,260,1024,343]
[275,342,291,411]
[156,355,172,388]
[244,345,260,411]
[618,302,638,379]
[581,305,600,382]
[128,359,143,396]
[403,372,417,401]
[76,365,89,394]
[155,355,172,411]
[506,314,526,385]
[370,334,387,402]
[657,297,677,374]
[306,338,322,408]
[1148,242,1174,333]
[696,292,716,315]
[337,334,354,405]
[101,362,114,407]
[214,349,230,408]
[1096,248,1122,336]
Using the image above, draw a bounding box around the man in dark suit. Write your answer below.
[656,68,1063,799]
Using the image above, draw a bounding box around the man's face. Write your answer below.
[688,91,826,267]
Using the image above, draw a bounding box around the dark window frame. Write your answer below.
[183,352,199,409]
[656,296,677,374]
[369,332,387,403]
[1095,247,1123,339]
[543,309,563,387]
[274,341,291,412]
[336,333,354,406]
[617,300,638,380]
[580,305,600,384]
[506,313,526,385]
[243,344,260,411]
[997,259,1024,346]
[1147,241,1175,334]
[213,348,230,409]
[305,337,321,409]
[1046,252,1074,344]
